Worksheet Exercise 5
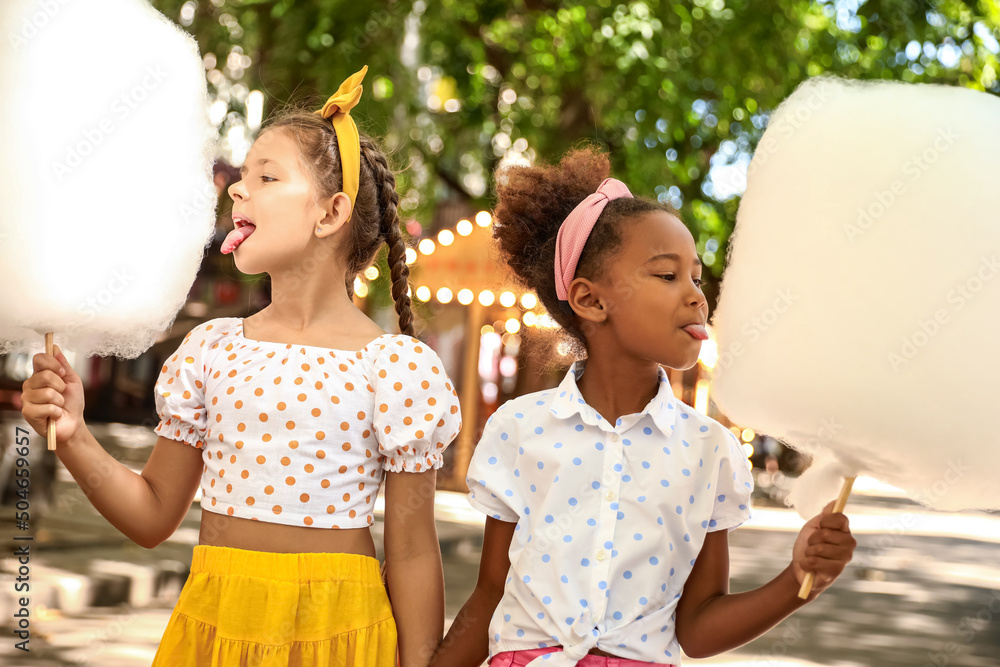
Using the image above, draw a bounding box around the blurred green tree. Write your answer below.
[153,0,999,304]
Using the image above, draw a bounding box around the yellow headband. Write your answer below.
[315,65,368,207]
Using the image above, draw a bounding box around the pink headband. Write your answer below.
[554,177,633,301]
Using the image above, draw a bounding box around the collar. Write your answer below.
[549,361,677,436]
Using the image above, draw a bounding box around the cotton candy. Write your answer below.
[711,77,1000,518]
[0,0,217,359]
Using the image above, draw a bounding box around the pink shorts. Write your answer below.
[489,647,676,666]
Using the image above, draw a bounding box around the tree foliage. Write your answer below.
[152,0,1000,302]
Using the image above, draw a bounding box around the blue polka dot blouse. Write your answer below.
[466,361,754,664]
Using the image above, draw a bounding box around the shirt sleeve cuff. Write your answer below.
[381,450,445,473]
[467,490,519,523]
[154,419,206,450]
[708,508,752,533]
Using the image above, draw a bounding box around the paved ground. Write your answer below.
[2,422,999,666]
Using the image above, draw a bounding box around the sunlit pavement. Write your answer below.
[2,432,999,667]
[432,484,1000,667]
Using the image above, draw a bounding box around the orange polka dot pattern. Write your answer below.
[154,317,462,529]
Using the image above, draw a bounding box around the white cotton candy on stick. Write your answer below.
[0,0,217,362]
[711,77,1000,522]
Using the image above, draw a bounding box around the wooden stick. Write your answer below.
[44,332,57,451]
[798,475,855,599]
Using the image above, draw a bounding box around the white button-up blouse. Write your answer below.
[467,362,753,665]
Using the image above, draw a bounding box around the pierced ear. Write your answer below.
[316,192,353,237]
[567,278,607,324]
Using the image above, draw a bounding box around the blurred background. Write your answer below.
[1,1,998,665]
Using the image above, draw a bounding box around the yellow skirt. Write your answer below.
[153,545,397,666]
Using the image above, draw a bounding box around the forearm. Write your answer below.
[430,586,500,667]
[677,565,808,658]
[387,548,445,667]
[58,429,168,548]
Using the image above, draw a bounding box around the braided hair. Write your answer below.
[264,109,415,337]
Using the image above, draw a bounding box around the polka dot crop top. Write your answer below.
[153,317,462,529]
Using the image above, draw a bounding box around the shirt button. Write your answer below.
[611,433,620,442]
[605,490,615,501]
[596,550,607,561]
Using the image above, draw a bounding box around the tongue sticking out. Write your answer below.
[221,224,255,255]
[683,324,709,340]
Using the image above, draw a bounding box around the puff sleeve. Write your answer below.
[708,430,755,532]
[372,336,462,473]
[153,321,219,449]
[465,406,520,523]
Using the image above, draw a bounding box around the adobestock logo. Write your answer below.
[844,126,960,243]
[51,65,168,182]
[715,288,798,371]
[887,255,999,371]
[77,268,134,323]
[6,0,73,51]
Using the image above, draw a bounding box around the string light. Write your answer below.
[410,213,543,314]
[536,313,560,329]
[353,277,368,298]
[698,325,717,369]
[482,382,499,402]
[364,266,379,280]
[694,379,710,414]
[505,318,521,333]
[522,311,537,326]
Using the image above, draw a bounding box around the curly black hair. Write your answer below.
[492,145,676,346]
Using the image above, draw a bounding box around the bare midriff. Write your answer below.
[198,509,377,557]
